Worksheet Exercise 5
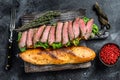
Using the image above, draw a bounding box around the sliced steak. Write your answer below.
[18,31,28,48]
[48,26,55,45]
[33,25,45,44]
[62,21,69,45]
[27,29,35,48]
[84,19,94,39]
[79,18,86,39]
[55,22,63,42]
[40,26,51,43]
[73,17,80,38]
[68,21,74,40]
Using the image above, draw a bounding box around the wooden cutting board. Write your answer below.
[20,9,92,73]
[24,62,91,73]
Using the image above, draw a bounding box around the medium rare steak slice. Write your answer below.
[27,29,35,48]
[73,17,80,38]
[79,18,86,39]
[48,26,55,45]
[55,22,63,42]
[84,19,94,39]
[62,21,69,45]
[40,26,51,43]
[68,21,74,40]
[33,25,45,44]
[19,31,28,48]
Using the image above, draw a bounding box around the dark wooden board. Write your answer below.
[24,62,91,73]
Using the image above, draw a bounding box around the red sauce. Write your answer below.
[100,43,120,65]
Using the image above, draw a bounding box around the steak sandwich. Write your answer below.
[17,11,96,66]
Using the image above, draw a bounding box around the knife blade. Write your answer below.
[4,1,16,71]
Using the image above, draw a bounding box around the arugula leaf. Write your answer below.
[51,43,63,49]
[17,32,22,41]
[34,42,49,49]
[19,47,26,52]
[92,24,99,35]
[72,38,80,46]
[65,41,71,47]
[83,16,99,35]
[83,17,90,23]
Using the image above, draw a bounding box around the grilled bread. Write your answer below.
[19,46,96,65]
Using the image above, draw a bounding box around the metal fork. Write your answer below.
[4,0,16,71]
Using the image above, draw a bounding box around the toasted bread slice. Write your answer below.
[19,46,96,65]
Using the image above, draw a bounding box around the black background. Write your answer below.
[0,0,120,80]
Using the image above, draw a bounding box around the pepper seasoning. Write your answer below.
[100,43,120,65]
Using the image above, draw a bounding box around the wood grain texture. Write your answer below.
[24,62,91,72]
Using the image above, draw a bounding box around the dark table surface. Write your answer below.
[0,0,120,80]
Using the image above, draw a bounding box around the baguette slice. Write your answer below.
[19,46,96,65]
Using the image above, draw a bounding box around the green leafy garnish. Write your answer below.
[34,42,49,49]
[19,47,26,52]
[66,41,71,47]
[92,24,99,35]
[17,32,22,41]
[83,16,90,23]
[72,38,80,46]
[83,16,99,35]
[51,42,63,49]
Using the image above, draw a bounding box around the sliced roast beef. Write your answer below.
[84,19,94,39]
[33,25,45,44]
[62,21,69,45]
[79,18,86,39]
[73,17,80,38]
[68,21,74,40]
[19,31,28,48]
[48,26,55,45]
[27,29,35,48]
[55,22,63,42]
[40,26,51,43]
